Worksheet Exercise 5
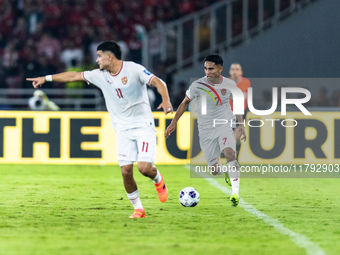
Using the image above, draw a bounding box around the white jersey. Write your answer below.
[82,61,155,132]
[186,76,236,137]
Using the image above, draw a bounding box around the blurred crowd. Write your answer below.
[0,0,219,90]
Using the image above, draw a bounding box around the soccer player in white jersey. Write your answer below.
[27,41,173,218]
[165,55,246,207]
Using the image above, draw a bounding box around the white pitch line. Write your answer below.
[197,171,326,255]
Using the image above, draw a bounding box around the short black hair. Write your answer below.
[204,54,223,66]
[97,41,122,60]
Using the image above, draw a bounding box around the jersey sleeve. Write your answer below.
[81,69,102,87]
[134,63,155,85]
[185,83,196,101]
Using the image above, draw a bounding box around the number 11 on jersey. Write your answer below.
[142,142,149,152]
[116,88,123,98]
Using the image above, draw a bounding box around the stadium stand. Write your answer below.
[1,0,338,110]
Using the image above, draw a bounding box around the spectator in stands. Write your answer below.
[60,39,84,69]
[28,89,60,111]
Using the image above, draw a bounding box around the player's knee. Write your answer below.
[225,151,236,162]
[121,166,133,179]
[137,164,152,176]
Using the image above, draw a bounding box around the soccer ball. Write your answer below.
[179,187,200,207]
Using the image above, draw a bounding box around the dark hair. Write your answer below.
[204,54,223,66]
[97,41,122,60]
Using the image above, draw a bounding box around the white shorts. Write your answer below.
[199,129,236,166]
[116,127,156,166]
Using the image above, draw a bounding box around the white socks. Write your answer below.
[151,168,162,184]
[127,189,143,210]
[127,168,161,210]
[228,160,241,196]
[231,178,240,196]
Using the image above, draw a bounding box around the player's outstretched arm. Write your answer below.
[165,97,190,138]
[150,77,173,115]
[26,72,83,89]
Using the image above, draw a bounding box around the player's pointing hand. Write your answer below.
[26,77,46,89]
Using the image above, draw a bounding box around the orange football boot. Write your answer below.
[129,209,146,218]
[154,175,168,202]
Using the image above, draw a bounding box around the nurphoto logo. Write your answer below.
[200,85,312,127]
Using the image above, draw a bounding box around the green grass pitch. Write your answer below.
[0,164,339,255]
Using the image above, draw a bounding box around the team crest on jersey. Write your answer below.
[221,89,227,96]
[121,77,127,84]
